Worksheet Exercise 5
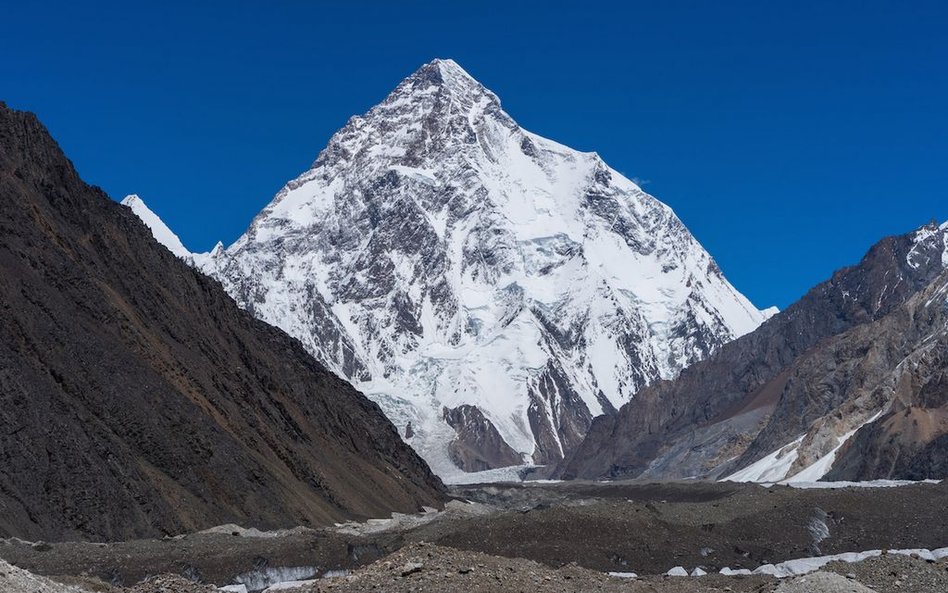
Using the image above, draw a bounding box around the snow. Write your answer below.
[233,566,320,592]
[907,222,948,269]
[121,195,192,259]
[142,59,771,478]
[780,479,941,489]
[725,441,941,487]
[608,571,638,578]
[724,408,897,485]
[785,410,884,483]
[732,547,948,578]
[723,436,804,482]
[262,580,319,591]
[440,464,535,485]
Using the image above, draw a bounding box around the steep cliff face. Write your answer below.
[137,59,769,478]
[823,290,948,481]
[558,223,948,482]
[0,102,444,542]
[441,405,524,472]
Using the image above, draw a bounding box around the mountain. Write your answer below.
[558,222,948,482]
[134,58,772,478]
[0,101,444,542]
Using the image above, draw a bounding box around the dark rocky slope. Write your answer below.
[558,223,948,481]
[0,102,444,542]
[442,405,523,472]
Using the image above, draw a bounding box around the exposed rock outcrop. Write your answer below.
[0,102,445,542]
[558,223,948,481]
[442,405,523,472]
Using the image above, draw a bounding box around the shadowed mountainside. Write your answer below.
[0,102,445,542]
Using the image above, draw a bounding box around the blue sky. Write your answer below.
[3,1,946,309]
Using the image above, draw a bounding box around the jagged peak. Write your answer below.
[383,58,499,110]
[408,58,478,88]
[304,58,508,174]
[910,219,948,240]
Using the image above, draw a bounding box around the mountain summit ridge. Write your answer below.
[128,59,772,478]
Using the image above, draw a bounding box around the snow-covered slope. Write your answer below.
[121,194,192,259]
[132,59,772,479]
[121,194,225,268]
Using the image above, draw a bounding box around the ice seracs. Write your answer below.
[130,59,774,479]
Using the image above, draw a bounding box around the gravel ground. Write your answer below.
[2,480,945,591]
[822,553,948,593]
[421,480,948,574]
[7,543,948,592]
[0,559,88,593]
[773,571,875,593]
[123,574,217,592]
[298,542,778,593]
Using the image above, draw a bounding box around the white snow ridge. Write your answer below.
[121,194,192,259]
[129,59,772,480]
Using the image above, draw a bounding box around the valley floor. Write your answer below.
[2,480,946,592]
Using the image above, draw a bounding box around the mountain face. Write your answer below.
[0,102,444,542]
[558,222,948,482]
[141,59,771,478]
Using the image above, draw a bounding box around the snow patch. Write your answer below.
[121,194,192,258]
[607,571,638,578]
[784,410,885,483]
[723,436,804,482]
[738,547,948,578]
[780,479,942,489]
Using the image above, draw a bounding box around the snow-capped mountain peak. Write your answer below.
[134,59,773,480]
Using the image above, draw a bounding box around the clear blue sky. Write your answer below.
[3,1,946,309]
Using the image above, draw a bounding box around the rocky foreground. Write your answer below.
[5,542,948,593]
[0,101,445,543]
[2,480,946,593]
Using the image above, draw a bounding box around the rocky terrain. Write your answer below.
[0,558,89,593]
[9,543,947,593]
[2,480,945,592]
[131,58,772,478]
[559,222,948,482]
[296,544,948,593]
[0,101,444,543]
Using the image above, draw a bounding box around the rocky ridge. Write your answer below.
[0,101,444,542]
[559,222,948,482]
